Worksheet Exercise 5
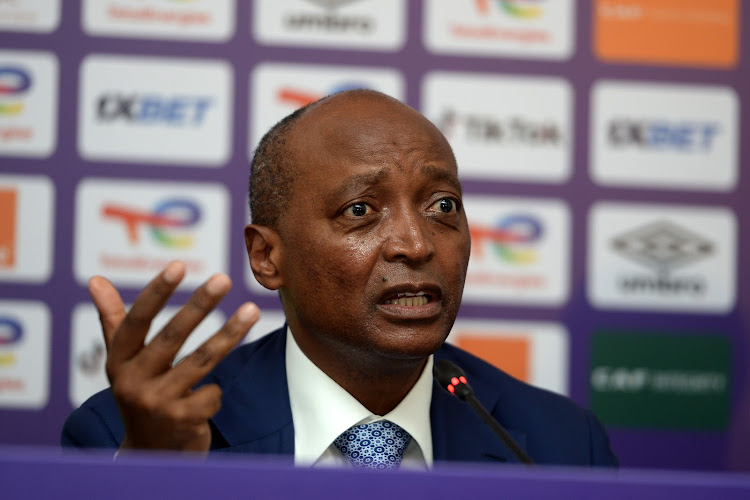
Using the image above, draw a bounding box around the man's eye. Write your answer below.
[431,198,457,214]
[345,202,371,217]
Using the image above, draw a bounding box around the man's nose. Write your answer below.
[382,207,436,263]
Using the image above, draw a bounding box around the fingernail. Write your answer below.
[237,303,259,323]
[205,274,230,295]
[163,261,183,284]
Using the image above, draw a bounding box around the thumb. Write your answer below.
[89,276,126,352]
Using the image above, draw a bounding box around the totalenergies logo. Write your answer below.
[475,0,544,19]
[277,82,370,108]
[0,317,22,367]
[0,66,31,116]
[102,198,201,249]
[470,214,542,264]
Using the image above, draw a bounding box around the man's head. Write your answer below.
[246,90,471,379]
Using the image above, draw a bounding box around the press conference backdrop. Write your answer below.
[0,0,747,471]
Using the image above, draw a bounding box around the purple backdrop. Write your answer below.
[0,1,747,472]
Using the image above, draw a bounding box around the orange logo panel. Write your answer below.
[0,189,17,269]
[594,0,739,68]
[456,334,530,382]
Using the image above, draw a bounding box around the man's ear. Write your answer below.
[245,224,284,291]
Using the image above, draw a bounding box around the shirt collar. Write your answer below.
[285,328,433,468]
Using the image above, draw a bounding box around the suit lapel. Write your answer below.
[430,381,528,464]
[209,329,295,455]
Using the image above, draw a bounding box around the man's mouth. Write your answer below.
[383,292,430,307]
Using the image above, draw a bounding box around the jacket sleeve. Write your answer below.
[61,406,120,449]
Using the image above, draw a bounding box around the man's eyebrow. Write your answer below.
[422,164,463,194]
[329,168,389,199]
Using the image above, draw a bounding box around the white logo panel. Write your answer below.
[588,203,737,313]
[463,196,570,306]
[449,319,569,395]
[0,0,60,33]
[249,62,404,155]
[422,72,572,183]
[74,178,229,288]
[82,0,235,42]
[79,54,233,166]
[0,50,58,158]
[591,81,738,191]
[0,300,50,409]
[253,0,406,51]
[0,174,54,283]
[423,0,575,60]
[70,303,226,407]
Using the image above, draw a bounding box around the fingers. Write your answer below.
[137,272,233,375]
[107,261,185,367]
[89,275,126,351]
[158,302,260,396]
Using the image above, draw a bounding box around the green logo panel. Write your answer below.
[590,332,730,430]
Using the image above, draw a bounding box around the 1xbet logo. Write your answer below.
[96,94,213,126]
[101,198,201,249]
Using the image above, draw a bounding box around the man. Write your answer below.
[62,90,617,468]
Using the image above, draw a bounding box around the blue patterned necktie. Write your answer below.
[333,420,412,470]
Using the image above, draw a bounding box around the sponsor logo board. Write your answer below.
[591,81,738,191]
[588,203,736,313]
[249,62,404,155]
[594,0,739,68]
[423,72,572,183]
[70,304,286,406]
[0,174,54,283]
[449,319,569,395]
[74,178,229,288]
[0,50,58,158]
[0,0,60,33]
[82,0,235,42]
[590,331,730,429]
[423,0,575,60]
[253,0,405,51]
[79,54,232,166]
[463,196,570,306]
[0,300,50,409]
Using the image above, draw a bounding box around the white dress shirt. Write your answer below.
[285,328,434,470]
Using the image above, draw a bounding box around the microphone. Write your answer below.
[433,359,534,465]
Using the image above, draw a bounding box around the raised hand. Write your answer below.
[89,261,260,453]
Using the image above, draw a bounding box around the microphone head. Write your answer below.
[433,359,474,400]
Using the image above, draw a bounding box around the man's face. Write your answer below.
[276,94,471,372]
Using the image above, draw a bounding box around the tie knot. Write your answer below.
[334,420,412,470]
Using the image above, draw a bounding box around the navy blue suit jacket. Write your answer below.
[62,328,617,466]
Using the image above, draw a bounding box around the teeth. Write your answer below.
[385,293,429,306]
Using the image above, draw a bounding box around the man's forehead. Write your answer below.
[291,92,453,159]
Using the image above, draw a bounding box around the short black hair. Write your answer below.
[248,103,311,229]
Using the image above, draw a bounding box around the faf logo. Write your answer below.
[475,0,545,18]
[0,316,22,367]
[0,66,31,116]
[102,198,201,249]
[470,214,542,264]
[612,220,713,295]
